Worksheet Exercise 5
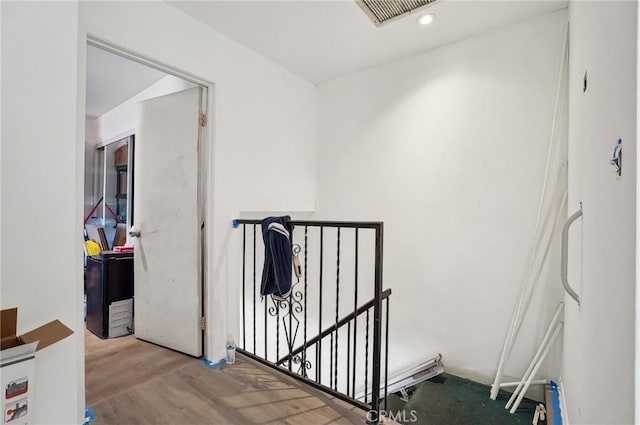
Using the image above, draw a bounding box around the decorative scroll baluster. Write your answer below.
[303,227,309,377]
[288,288,293,371]
[276,299,280,361]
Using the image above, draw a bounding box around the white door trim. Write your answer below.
[87,34,211,88]
[79,32,215,361]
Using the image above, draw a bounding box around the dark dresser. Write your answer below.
[85,251,134,338]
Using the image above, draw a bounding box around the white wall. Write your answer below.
[90,74,196,145]
[564,2,637,424]
[1,2,84,424]
[314,11,568,386]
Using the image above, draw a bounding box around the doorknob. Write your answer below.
[129,226,141,238]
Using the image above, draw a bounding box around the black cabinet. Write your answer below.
[86,251,134,339]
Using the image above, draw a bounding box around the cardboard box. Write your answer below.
[1,308,73,424]
[114,144,128,168]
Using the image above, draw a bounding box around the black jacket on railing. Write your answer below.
[260,216,293,300]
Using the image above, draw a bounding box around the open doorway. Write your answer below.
[83,42,210,406]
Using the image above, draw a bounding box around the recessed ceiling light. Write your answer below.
[417,13,436,26]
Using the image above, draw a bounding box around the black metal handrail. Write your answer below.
[234,218,390,424]
[276,289,392,366]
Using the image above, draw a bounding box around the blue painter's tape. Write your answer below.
[550,381,563,425]
[84,406,96,424]
[200,358,226,370]
[232,220,239,229]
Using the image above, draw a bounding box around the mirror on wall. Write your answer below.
[85,135,134,249]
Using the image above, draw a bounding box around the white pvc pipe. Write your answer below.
[508,189,567,367]
[490,299,521,399]
[492,190,567,400]
[533,406,541,425]
[492,187,562,399]
[505,303,564,410]
[490,25,569,398]
[513,189,567,339]
[491,201,559,400]
[498,380,547,388]
[490,23,569,400]
[510,323,563,414]
[533,21,569,240]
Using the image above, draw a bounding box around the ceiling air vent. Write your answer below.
[357,0,437,26]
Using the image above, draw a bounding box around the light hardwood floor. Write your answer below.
[85,330,368,424]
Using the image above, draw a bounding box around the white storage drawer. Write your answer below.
[108,299,133,338]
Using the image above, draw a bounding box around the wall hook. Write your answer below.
[610,138,622,177]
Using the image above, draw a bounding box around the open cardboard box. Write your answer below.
[1,308,73,424]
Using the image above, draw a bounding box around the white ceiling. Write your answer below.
[86,45,167,119]
[169,0,567,84]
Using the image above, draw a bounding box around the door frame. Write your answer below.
[79,34,214,358]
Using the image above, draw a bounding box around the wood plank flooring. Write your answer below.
[85,330,368,424]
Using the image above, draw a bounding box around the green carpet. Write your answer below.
[383,374,544,425]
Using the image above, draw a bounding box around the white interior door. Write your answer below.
[133,87,203,357]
